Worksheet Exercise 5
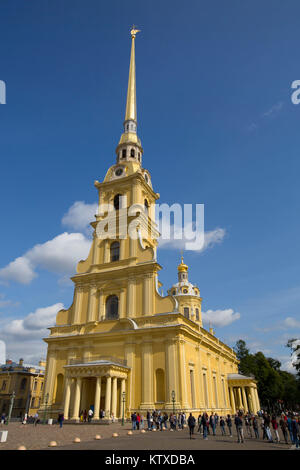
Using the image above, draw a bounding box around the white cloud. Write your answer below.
[62,201,97,232]
[283,317,300,329]
[202,308,241,327]
[262,101,284,118]
[158,226,226,252]
[0,303,63,363]
[0,257,36,285]
[0,232,91,285]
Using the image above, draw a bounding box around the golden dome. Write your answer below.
[177,256,188,273]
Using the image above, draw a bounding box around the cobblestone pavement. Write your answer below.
[0,422,294,450]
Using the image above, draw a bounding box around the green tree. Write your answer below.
[234,340,300,412]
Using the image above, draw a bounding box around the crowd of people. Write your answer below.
[130,409,300,448]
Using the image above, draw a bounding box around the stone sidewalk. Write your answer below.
[0,422,293,450]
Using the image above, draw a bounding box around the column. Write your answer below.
[63,378,71,419]
[120,379,126,418]
[125,341,136,412]
[140,341,154,409]
[43,351,56,404]
[242,387,248,412]
[93,377,102,420]
[105,376,112,418]
[87,284,98,322]
[71,377,82,421]
[253,387,260,413]
[92,234,99,265]
[98,289,104,321]
[177,340,188,409]
[119,290,126,319]
[129,236,137,258]
[165,339,179,410]
[127,277,136,317]
[104,240,110,263]
[229,386,235,413]
[237,387,242,409]
[111,377,118,418]
[73,285,83,324]
[119,239,125,260]
[143,274,153,316]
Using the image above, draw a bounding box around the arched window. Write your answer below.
[130,148,135,158]
[114,194,122,210]
[122,149,126,159]
[138,153,141,162]
[184,307,189,319]
[144,199,149,215]
[20,378,27,391]
[106,295,119,320]
[110,242,120,262]
[195,308,199,321]
[155,369,165,403]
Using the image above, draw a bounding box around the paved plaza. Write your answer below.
[0,421,295,451]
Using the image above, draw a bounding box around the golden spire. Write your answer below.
[178,252,188,273]
[124,26,140,123]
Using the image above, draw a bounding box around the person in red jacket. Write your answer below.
[271,415,280,443]
[136,413,141,430]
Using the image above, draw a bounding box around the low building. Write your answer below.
[0,358,45,419]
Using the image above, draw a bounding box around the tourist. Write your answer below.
[147,410,151,430]
[136,412,141,430]
[264,413,273,442]
[271,415,280,443]
[180,413,184,429]
[234,414,244,443]
[252,415,259,439]
[279,414,289,444]
[1,413,6,425]
[83,409,87,422]
[291,416,300,449]
[163,412,168,430]
[197,414,202,433]
[131,411,137,430]
[34,412,39,426]
[88,408,93,422]
[245,414,252,438]
[140,414,144,429]
[187,413,196,439]
[287,414,294,443]
[58,412,64,428]
[209,413,216,436]
[202,412,208,440]
[226,414,233,437]
[220,416,226,436]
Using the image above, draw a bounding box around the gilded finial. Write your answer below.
[131,25,141,38]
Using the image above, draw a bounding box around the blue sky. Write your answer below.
[0,0,299,369]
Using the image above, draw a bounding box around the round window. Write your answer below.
[115,168,123,177]
[183,289,188,294]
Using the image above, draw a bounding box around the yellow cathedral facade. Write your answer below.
[42,29,260,421]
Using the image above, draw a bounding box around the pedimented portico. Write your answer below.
[63,359,129,421]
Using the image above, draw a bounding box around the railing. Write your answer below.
[68,356,127,367]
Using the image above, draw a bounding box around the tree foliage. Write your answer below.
[234,339,300,411]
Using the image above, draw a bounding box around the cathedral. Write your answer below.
[42,29,260,421]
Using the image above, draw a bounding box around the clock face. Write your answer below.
[115,168,123,177]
